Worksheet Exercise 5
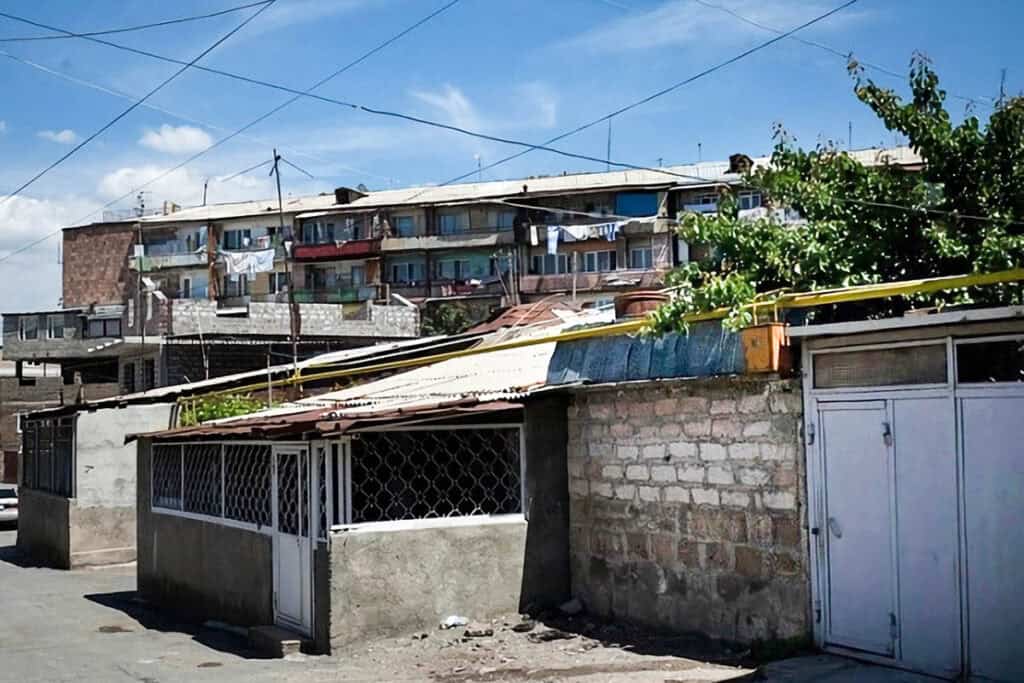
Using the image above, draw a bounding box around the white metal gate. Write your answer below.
[272,445,313,636]
[805,335,1024,681]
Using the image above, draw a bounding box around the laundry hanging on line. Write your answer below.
[222,248,275,275]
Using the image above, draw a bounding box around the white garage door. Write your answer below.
[807,336,1024,681]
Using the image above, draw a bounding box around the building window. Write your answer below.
[436,259,470,280]
[390,261,426,284]
[144,359,157,391]
[181,277,192,299]
[738,191,763,210]
[222,275,250,298]
[350,428,522,523]
[350,265,366,286]
[87,318,122,338]
[222,229,252,250]
[487,210,516,230]
[123,362,136,394]
[530,253,570,275]
[394,216,415,237]
[267,272,289,294]
[615,192,659,217]
[46,315,64,340]
[629,247,653,269]
[438,213,466,235]
[19,316,39,341]
[20,417,74,497]
[301,222,334,244]
[582,250,617,273]
[153,444,273,528]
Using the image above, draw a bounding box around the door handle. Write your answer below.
[828,517,843,538]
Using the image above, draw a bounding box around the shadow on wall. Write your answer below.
[83,591,274,660]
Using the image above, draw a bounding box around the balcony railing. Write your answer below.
[292,239,381,261]
[293,286,378,304]
[130,251,208,271]
[519,268,666,294]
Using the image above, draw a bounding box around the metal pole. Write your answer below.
[572,251,577,303]
[267,346,273,408]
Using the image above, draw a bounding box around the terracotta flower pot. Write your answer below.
[614,291,670,319]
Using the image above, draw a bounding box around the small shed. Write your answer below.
[134,342,571,652]
[15,336,476,569]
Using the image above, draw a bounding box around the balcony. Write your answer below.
[293,286,378,304]
[519,268,667,295]
[130,251,208,271]
[292,239,381,262]
[385,278,509,301]
[382,230,516,252]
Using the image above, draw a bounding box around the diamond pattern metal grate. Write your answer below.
[224,445,271,526]
[350,428,522,524]
[183,444,222,516]
[152,444,183,509]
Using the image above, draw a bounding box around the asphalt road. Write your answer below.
[0,527,341,683]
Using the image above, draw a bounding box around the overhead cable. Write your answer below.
[0,0,462,265]
[0,1,272,42]
[0,0,277,208]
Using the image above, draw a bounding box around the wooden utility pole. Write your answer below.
[271,149,300,373]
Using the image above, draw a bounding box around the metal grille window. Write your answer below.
[152,445,183,509]
[182,444,222,516]
[21,417,74,497]
[224,445,271,526]
[350,428,522,524]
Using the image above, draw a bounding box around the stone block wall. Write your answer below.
[169,300,419,339]
[63,223,136,307]
[567,377,808,644]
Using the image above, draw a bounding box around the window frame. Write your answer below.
[582,250,617,273]
[222,228,252,250]
[86,318,121,339]
[629,247,653,270]
[394,215,416,237]
[46,315,64,340]
[19,316,39,341]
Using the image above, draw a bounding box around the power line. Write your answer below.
[0,49,390,182]
[0,1,277,209]
[686,0,995,109]
[0,0,462,266]
[219,158,274,183]
[0,1,272,42]
[429,0,861,191]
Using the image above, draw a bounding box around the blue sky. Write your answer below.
[0,0,1021,311]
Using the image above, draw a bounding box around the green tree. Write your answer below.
[180,394,266,427]
[649,56,1024,335]
[421,302,473,336]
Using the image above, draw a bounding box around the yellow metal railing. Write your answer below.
[182,267,1024,405]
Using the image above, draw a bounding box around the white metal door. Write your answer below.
[819,401,897,656]
[961,392,1024,682]
[890,397,961,677]
[273,446,312,635]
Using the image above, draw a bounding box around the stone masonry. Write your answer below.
[567,377,807,644]
[169,300,419,339]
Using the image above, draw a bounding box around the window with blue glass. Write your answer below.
[614,192,659,217]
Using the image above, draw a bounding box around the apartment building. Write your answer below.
[2,147,920,394]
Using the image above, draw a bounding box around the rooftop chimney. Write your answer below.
[334,186,369,205]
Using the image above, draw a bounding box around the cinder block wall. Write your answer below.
[567,377,808,644]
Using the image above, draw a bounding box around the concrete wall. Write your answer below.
[567,377,809,645]
[327,518,528,648]
[16,488,71,568]
[68,404,173,566]
[136,439,274,627]
[169,299,419,338]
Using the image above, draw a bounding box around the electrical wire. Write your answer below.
[0,5,715,187]
[686,0,995,109]
[0,49,390,182]
[0,1,272,42]
[0,0,277,209]
[0,0,462,266]
[422,0,861,193]
[218,158,274,183]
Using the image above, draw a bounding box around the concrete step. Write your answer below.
[248,624,311,658]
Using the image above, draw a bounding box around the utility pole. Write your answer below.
[271,149,300,375]
[999,68,1007,106]
[202,178,209,206]
[697,142,702,162]
[848,121,853,151]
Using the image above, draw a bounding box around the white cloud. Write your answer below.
[37,129,80,144]
[0,121,6,134]
[514,82,559,129]
[139,125,214,154]
[562,0,864,53]
[410,84,484,133]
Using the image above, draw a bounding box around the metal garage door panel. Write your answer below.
[962,396,1024,682]
[892,398,961,677]
[821,401,896,656]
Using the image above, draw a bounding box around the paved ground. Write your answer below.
[0,526,753,682]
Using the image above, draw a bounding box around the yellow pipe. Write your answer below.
[185,266,1024,403]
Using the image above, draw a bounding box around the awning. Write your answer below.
[130,399,524,443]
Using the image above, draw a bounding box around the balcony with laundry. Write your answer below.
[292,212,383,262]
[380,206,519,253]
